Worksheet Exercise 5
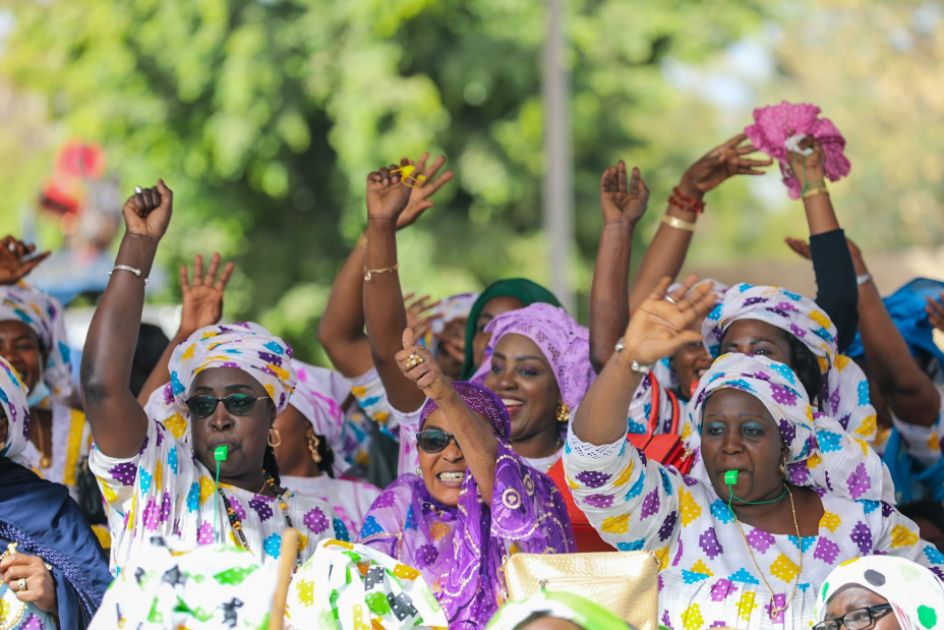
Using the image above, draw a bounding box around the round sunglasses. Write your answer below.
[185,393,268,419]
[416,429,459,454]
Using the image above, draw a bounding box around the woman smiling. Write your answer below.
[358,328,573,627]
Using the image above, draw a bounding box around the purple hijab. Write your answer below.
[357,382,574,627]
[471,303,595,412]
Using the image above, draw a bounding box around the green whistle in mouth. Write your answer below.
[724,469,738,486]
[214,445,229,462]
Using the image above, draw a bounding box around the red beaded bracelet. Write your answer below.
[670,186,706,214]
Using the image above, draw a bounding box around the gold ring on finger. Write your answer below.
[17,578,26,592]
[407,352,424,369]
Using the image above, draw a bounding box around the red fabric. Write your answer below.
[548,458,615,552]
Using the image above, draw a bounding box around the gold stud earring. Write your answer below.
[555,401,571,423]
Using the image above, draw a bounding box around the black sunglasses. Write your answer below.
[185,394,269,419]
[416,429,459,454]
[812,604,893,630]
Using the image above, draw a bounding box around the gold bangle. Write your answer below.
[802,186,829,199]
[363,263,399,281]
[661,215,696,232]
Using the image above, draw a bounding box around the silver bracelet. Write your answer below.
[856,273,872,286]
[614,339,654,374]
[110,264,148,285]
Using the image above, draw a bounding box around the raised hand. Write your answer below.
[600,161,650,226]
[397,153,454,230]
[178,253,235,337]
[396,327,449,400]
[404,292,440,341]
[622,275,717,365]
[122,180,173,241]
[787,137,826,191]
[0,236,50,285]
[366,154,429,223]
[680,133,772,197]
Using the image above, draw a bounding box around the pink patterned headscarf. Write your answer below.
[744,101,851,199]
[471,303,594,411]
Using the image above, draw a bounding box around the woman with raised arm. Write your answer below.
[0,355,111,629]
[318,154,452,481]
[358,328,573,627]
[82,182,345,571]
[0,238,101,512]
[565,277,941,627]
[611,142,874,470]
[788,238,944,503]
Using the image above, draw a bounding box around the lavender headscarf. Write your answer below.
[358,382,574,627]
[471,303,594,412]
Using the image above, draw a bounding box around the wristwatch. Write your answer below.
[614,339,654,374]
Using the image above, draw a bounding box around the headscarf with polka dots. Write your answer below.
[815,555,944,630]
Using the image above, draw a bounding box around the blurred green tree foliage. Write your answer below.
[0,0,768,361]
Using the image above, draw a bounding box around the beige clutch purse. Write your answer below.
[502,551,659,630]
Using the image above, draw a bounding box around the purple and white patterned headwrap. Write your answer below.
[289,360,345,453]
[703,283,878,445]
[471,303,594,412]
[168,322,296,412]
[0,282,73,398]
[690,353,891,502]
[420,381,509,441]
[0,355,30,459]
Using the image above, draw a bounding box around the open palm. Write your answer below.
[178,253,235,336]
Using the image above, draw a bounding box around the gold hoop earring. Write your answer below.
[779,459,786,478]
[555,401,570,423]
[307,432,322,464]
[267,428,282,448]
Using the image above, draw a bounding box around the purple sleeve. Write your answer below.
[460,441,574,552]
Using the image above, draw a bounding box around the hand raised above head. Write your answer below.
[680,133,772,197]
[122,180,173,241]
[397,153,454,231]
[600,161,649,226]
[366,153,432,224]
[178,252,235,337]
[621,275,717,366]
[787,137,826,190]
[0,236,50,285]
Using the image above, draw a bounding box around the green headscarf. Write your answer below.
[460,278,561,379]
[486,591,633,630]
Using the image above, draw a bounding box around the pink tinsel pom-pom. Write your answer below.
[744,101,851,199]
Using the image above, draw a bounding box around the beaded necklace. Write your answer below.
[217,475,302,567]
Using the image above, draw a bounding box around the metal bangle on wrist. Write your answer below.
[614,339,654,374]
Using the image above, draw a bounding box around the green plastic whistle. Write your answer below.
[724,469,738,486]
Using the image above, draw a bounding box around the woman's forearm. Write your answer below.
[590,224,634,372]
[317,235,374,378]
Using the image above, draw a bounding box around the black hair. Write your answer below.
[899,500,944,527]
[314,432,336,478]
[263,444,281,487]
[786,334,823,408]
